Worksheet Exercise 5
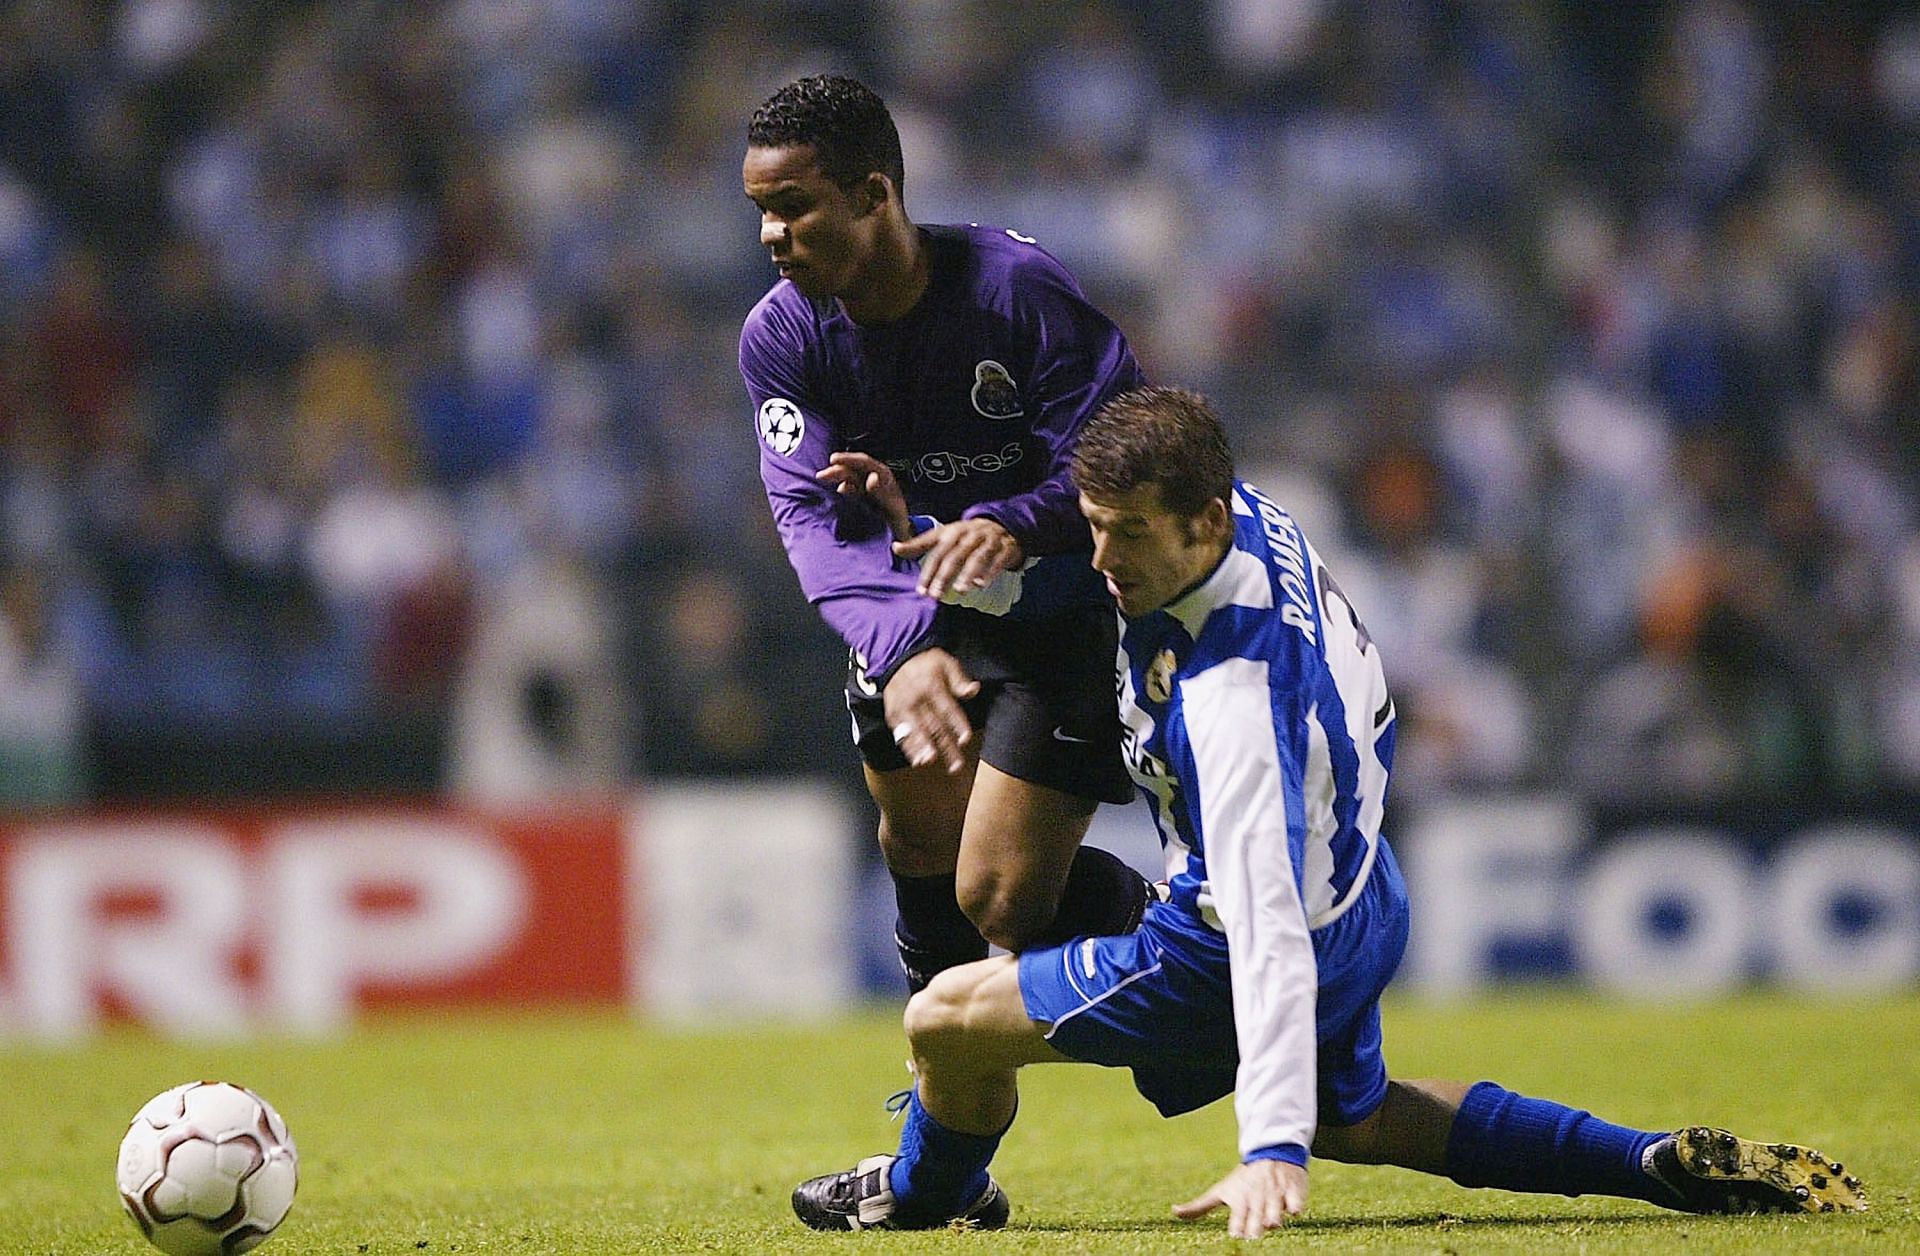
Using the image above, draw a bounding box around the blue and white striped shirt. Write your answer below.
[1115,480,1396,1160]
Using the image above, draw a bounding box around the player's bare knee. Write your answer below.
[904,967,984,1059]
[906,990,983,1075]
[957,876,1053,952]
[909,959,1033,1068]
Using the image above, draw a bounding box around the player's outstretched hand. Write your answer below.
[883,648,981,773]
[894,517,1023,600]
[1172,1160,1309,1240]
[817,452,913,540]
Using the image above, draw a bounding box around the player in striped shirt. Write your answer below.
[792,387,1866,1235]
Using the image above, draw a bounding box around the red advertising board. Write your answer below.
[0,803,630,1037]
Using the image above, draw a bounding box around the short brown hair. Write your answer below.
[748,75,906,194]
[1072,387,1234,519]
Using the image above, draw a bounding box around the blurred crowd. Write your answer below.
[0,0,1916,810]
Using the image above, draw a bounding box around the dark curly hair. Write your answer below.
[1072,387,1235,520]
[748,74,905,195]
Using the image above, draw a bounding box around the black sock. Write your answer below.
[1026,845,1152,949]
[892,871,988,995]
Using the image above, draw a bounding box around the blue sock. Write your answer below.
[887,1090,1006,1219]
[1446,1081,1669,1204]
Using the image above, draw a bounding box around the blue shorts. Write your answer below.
[1018,838,1409,1129]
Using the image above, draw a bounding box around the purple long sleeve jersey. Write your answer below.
[740,224,1146,681]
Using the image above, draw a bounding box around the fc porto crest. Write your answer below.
[1145,648,1177,705]
[970,360,1024,420]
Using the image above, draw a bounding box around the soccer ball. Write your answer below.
[116,1082,298,1255]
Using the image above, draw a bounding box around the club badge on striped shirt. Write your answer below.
[1146,649,1176,704]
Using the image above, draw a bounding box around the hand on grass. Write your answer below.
[1173,1160,1309,1240]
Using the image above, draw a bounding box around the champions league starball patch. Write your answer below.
[970,360,1024,419]
[758,397,805,455]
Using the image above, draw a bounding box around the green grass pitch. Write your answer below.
[2,993,1914,1253]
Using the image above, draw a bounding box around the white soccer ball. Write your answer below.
[116,1081,299,1256]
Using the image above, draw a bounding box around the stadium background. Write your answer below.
[2,0,1919,1031]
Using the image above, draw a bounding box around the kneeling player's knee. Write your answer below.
[904,969,977,1059]
[907,959,1023,1061]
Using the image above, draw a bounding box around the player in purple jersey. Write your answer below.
[792,388,1867,1235]
[740,75,1152,995]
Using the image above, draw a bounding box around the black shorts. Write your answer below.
[847,605,1134,805]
